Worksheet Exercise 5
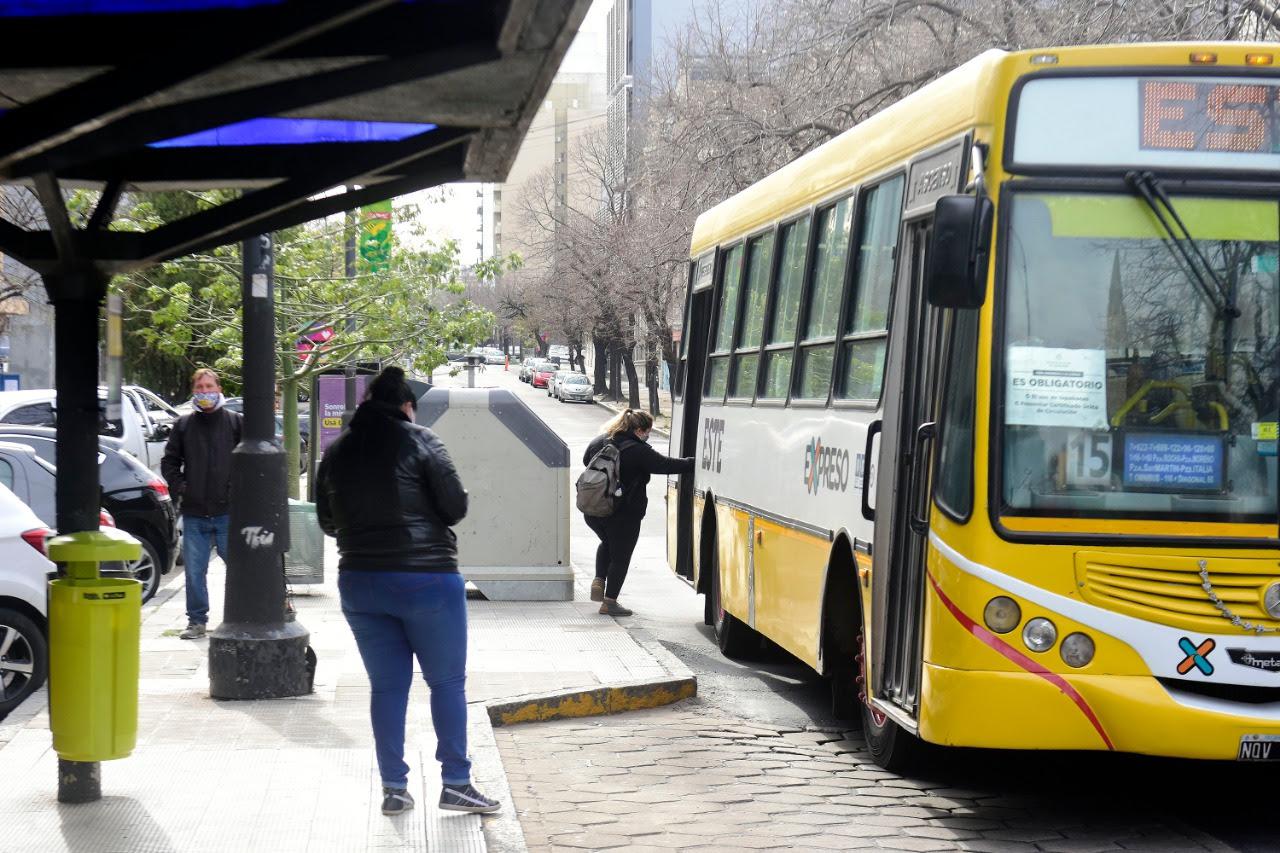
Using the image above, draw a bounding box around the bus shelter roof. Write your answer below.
[0,0,590,274]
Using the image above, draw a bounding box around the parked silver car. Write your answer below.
[556,373,594,403]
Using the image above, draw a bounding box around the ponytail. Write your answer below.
[603,408,654,438]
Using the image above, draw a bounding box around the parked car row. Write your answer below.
[518,358,595,402]
[0,427,178,604]
[0,385,180,474]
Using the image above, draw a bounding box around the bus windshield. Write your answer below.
[1001,192,1280,523]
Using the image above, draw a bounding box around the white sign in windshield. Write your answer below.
[1006,346,1108,429]
[1012,75,1280,171]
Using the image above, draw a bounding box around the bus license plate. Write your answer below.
[1238,735,1280,761]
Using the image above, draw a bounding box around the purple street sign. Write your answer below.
[317,373,368,453]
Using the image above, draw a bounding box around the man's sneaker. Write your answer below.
[589,578,605,602]
[439,783,501,814]
[382,787,415,816]
[179,623,206,640]
[598,598,633,617]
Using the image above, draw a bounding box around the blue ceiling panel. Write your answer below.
[150,117,437,148]
[0,0,284,14]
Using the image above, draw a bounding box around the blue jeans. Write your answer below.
[182,514,229,625]
[338,570,470,788]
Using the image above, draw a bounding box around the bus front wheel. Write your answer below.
[859,630,927,773]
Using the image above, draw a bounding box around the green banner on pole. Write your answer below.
[359,200,393,272]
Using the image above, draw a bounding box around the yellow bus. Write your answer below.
[666,43,1280,769]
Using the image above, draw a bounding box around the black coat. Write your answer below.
[161,407,242,517]
[316,400,468,572]
[584,431,694,518]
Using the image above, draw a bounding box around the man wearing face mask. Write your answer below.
[162,367,243,639]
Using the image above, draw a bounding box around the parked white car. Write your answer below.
[0,385,179,474]
[0,481,53,717]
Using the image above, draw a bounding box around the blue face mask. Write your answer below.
[193,392,222,412]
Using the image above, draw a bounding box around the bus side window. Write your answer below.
[794,198,854,400]
[935,309,980,520]
[728,232,774,399]
[759,215,811,400]
[705,244,744,400]
[837,175,905,401]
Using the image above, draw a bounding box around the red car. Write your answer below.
[531,366,556,388]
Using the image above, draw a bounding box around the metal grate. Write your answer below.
[284,499,324,584]
[1076,551,1280,634]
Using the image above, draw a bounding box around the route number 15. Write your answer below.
[1066,431,1113,487]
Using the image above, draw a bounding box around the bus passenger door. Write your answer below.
[671,257,715,581]
[870,219,944,721]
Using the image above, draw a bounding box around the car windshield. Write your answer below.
[566,376,589,385]
[1001,192,1280,524]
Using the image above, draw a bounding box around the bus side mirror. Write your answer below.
[926,194,993,309]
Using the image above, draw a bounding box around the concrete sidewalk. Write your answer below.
[0,537,693,853]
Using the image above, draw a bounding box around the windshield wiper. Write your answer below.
[1124,170,1240,320]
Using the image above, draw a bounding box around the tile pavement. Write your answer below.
[494,705,1236,853]
[0,535,688,853]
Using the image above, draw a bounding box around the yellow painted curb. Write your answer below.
[487,677,696,727]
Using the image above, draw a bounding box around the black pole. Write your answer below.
[343,207,357,426]
[208,235,311,700]
[47,269,108,804]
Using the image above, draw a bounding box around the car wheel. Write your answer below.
[0,608,47,716]
[126,535,162,604]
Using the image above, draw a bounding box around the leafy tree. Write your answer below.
[113,194,501,497]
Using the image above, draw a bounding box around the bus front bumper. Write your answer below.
[920,663,1280,761]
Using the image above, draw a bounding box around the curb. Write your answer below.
[486,675,696,727]
[469,705,527,853]
[485,615,698,728]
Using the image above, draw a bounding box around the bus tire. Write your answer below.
[858,630,928,773]
[710,539,758,659]
[862,702,928,773]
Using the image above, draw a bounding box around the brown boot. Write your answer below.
[599,598,633,617]
[590,578,605,602]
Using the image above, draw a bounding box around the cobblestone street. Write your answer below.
[497,703,1234,853]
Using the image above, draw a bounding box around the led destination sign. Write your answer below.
[1012,75,1280,171]
[1141,79,1280,154]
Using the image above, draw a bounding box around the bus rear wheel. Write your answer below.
[710,541,758,658]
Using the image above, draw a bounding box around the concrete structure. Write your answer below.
[418,387,573,601]
[481,4,610,264]
[0,188,54,390]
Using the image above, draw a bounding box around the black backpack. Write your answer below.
[575,439,633,517]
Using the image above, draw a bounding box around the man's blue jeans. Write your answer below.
[182,514,229,625]
[339,570,470,789]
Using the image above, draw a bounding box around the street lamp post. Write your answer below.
[208,234,311,699]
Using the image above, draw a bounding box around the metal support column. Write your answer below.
[46,269,107,803]
[208,234,311,699]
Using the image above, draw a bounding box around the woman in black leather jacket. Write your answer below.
[316,366,500,817]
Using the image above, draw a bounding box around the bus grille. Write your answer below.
[1075,551,1280,634]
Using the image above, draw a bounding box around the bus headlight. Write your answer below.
[1022,617,1057,652]
[1060,632,1095,668]
[983,596,1021,634]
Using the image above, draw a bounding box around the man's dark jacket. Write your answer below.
[316,400,468,572]
[161,407,242,517]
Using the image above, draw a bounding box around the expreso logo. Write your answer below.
[803,437,851,495]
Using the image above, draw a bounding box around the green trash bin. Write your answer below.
[47,529,142,763]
